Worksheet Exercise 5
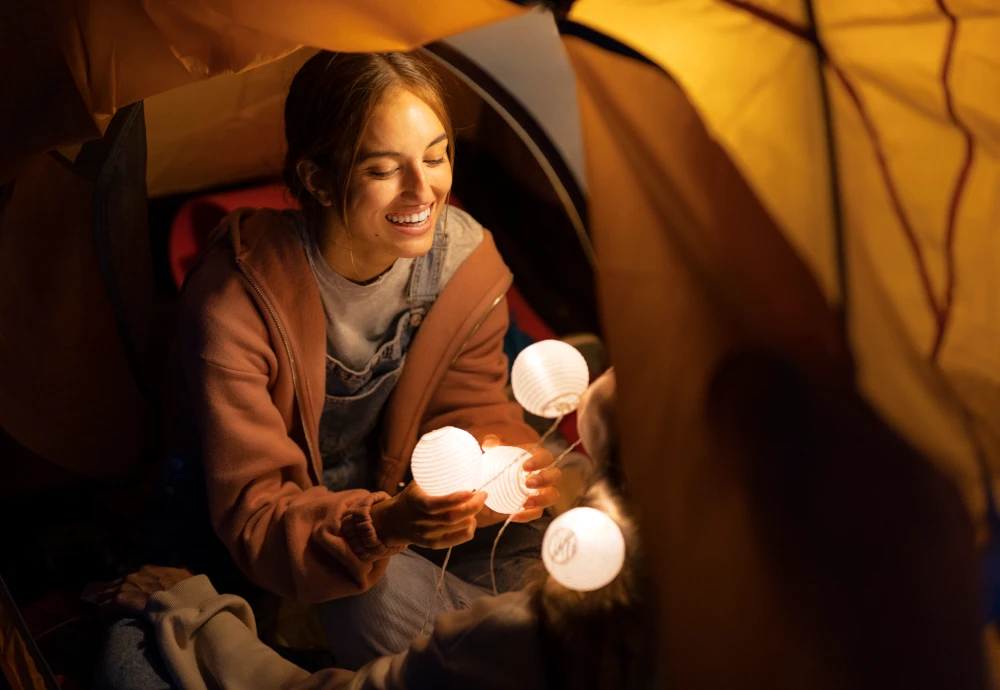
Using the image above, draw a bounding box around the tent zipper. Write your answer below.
[236,257,321,482]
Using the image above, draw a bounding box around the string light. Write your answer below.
[410,426,483,496]
[511,340,590,418]
[542,507,625,592]
[480,446,533,515]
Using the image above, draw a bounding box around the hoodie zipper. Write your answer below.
[450,275,514,366]
[237,258,321,480]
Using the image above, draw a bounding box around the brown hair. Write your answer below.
[283,51,454,228]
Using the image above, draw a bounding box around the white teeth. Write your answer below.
[387,207,431,224]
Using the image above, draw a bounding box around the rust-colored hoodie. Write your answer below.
[175,208,537,604]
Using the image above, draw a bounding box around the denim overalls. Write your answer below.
[318,226,450,492]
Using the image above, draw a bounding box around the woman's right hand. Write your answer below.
[370,482,487,549]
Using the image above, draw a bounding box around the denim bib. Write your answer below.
[318,226,449,491]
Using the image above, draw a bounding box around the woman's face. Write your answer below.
[342,87,452,269]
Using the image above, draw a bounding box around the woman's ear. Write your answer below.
[296,159,333,207]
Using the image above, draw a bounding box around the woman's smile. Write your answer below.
[384,202,434,236]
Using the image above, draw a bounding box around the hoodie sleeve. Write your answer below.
[177,248,396,604]
[419,294,538,447]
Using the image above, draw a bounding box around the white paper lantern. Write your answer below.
[480,446,533,514]
[511,340,590,418]
[411,426,483,496]
[542,507,625,592]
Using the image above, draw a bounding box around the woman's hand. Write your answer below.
[95,565,196,617]
[370,482,487,549]
[476,434,560,527]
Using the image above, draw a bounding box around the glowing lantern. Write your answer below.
[410,426,483,496]
[480,446,533,514]
[542,507,625,592]
[511,340,589,418]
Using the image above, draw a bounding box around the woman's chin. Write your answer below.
[386,230,435,259]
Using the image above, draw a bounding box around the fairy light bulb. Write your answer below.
[480,446,533,514]
[511,340,590,418]
[542,507,625,592]
[410,426,483,496]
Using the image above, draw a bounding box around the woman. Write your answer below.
[160,49,564,667]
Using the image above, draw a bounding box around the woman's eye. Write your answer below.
[425,157,446,166]
[369,169,396,179]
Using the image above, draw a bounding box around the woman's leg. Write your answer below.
[444,520,546,594]
[93,617,175,690]
[318,548,490,670]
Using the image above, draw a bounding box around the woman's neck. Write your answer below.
[315,219,396,284]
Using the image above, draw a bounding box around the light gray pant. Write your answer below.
[319,520,545,670]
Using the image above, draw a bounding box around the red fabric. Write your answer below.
[168,183,296,289]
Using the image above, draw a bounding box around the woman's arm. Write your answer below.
[141,572,537,690]
[177,255,396,603]
[419,296,536,445]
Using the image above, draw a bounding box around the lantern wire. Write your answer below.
[420,545,454,635]
[421,418,583,634]
[489,437,583,596]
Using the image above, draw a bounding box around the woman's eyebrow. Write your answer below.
[357,133,448,163]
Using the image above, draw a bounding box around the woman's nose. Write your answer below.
[402,162,433,200]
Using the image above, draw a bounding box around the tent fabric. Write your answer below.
[564,31,985,689]
[567,0,1000,537]
[0,0,525,186]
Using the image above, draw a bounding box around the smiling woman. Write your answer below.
[285,53,458,282]
[94,49,568,688]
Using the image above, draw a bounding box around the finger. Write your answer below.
[431,521,478,549]
[522,448,555,471]
[525,467,562,489]
[511,508,545,523]
[521,486,559,511]
[428,498,489,525]
[481,434,502,450]
[114,591,148,615]
[424,490,484,514]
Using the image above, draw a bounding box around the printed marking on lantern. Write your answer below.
[546,527,579,565]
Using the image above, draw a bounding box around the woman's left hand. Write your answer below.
[476,434,561,526]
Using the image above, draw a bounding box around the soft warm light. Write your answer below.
[480,446,533,514]
[511,340,590,418]
[410,426,483,496]
[542,507,625,592]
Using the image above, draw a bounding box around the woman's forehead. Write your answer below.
[361,88,446,153]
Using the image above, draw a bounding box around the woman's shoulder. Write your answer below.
[439,205,487,286]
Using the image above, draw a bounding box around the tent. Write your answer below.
[1,1,998,688]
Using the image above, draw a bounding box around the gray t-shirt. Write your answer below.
[297,207,485,371]
[294,207,485,490]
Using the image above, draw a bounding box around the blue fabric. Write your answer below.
[503,311,536,379]
[95,618,175,690]
[319,520,544,670]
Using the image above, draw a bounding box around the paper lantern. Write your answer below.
[511,340,589,418]
[480,446,533,514]
[410,426,483,496]
[542,507,625,592]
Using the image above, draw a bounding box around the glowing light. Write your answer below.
[542,507,625,592]
[410,426,483,496]
[511,340,589,418]
[480,446,533,514]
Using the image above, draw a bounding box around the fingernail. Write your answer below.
[523,499,536,509]
[525,475,540,488]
